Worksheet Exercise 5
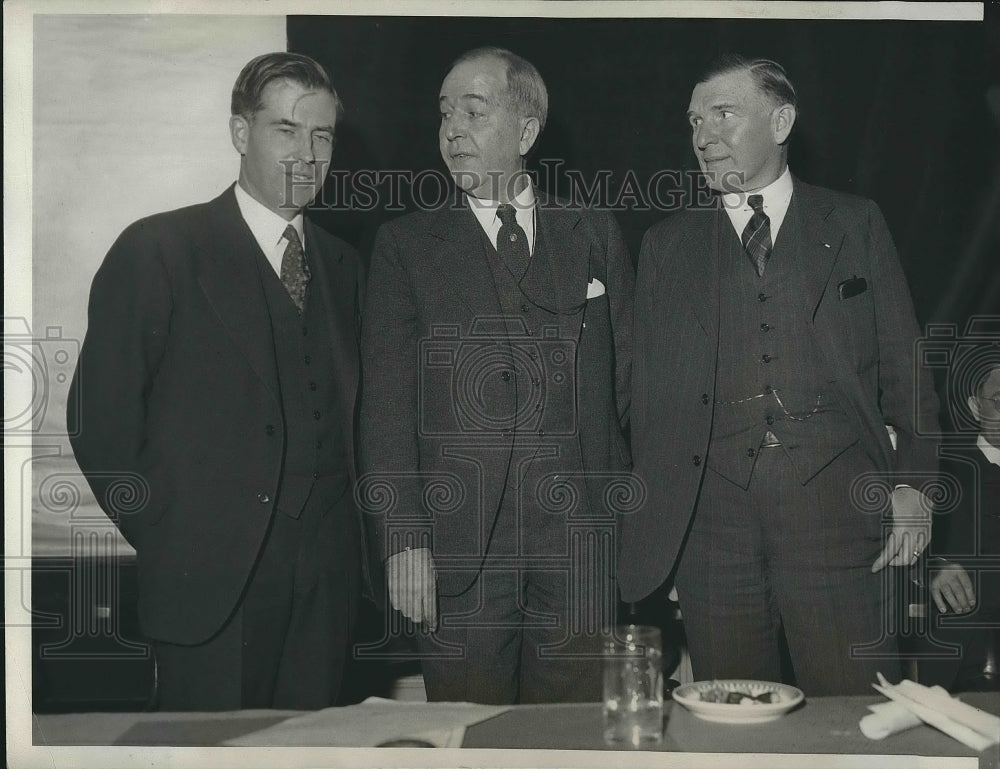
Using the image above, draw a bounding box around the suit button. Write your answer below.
[257,493,271,504]
[265,424,275,435]
[532,377,540,387]
[313,472,320,480]
[304,355,311,365]
[692,455,701,466]
[538,429,545,437]
[701,393,709,405]
[758,293,767,302]
[501,371,511,382]
[766,415,775,425]
[747,448,756,458]
[762,354,772,363]
[309,381,317,391]
[521,303,530,313]
[760,323,770,332]
[313,410,321,420]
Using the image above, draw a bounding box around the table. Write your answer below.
[28,694,1000,768]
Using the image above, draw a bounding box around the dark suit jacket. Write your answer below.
[68,185,369,645]
[359,193,633,595]
[621,177,941,602]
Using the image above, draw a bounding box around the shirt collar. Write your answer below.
[978,434,1000,467]
[234,182,304,267]
[721,166,794,241]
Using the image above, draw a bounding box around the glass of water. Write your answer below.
[602,624,664,746]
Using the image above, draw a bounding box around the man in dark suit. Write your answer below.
[360,47,633,703]
[919,351,1000,690]
[622,55,941,694]
[67,52,368,710]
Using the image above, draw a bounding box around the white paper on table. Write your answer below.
[223,697,508,747]
[859,700,922,739]
[872,678,995,752]
[896,678,1000,742]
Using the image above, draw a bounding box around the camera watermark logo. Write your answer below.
[915,316,1000,437]
[419,317,577,437]
[3,316,80,438]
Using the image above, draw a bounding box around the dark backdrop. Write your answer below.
[290,12,1000,425]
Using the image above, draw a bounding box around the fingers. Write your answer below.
[932,568,977,614]
[385,549,437,629]
[872,527,928,572]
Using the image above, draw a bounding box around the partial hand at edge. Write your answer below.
[385,547,437,631]
[871,486,932,572]
[930,562,976,614]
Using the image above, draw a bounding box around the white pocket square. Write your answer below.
[587,278,606,299]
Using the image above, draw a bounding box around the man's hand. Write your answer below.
[386,547,437,630]
[930,562,976,614]
[871,486,932,572]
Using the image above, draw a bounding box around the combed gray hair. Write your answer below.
[448,46,548,130]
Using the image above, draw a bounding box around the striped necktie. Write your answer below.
[741,194,772,277]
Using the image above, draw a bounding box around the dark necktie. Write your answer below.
[741,194,772,277]
[497,203,530,280]
[280,224,310,313]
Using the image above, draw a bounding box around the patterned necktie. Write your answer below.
[741,194,772,277]
[497,203,530,280]
[280,224,311,313]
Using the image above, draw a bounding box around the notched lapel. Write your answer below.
[529,206,590,332]
[427,205,503,322]
[194,190,280,401]
[673,208,719,339]
[795,187,846,320]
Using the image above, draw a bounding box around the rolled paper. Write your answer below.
[896,678,1000,743]
[859,701,922,740]
[873,681,994,752]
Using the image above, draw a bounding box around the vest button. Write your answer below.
[766,415,775,425]
[265,424,275,435]
[692,455,702,466]
[501,371,511,382]
[257,493,270,504]
[762,354,772,363]
[304,355,311,365]
[538,429,545,437]
[313,472,320,480]
[747,448,756,458]
[701,393,709,405]
[313,410,321,420]
[760,323,770,332]
[521,303,530,313]
[758,293,767,302]
[309,381,317,391]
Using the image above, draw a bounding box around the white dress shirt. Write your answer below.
[722,166,794,244]
[468,182,536,255]
[234,182,305,276]
[978,434,1000,467]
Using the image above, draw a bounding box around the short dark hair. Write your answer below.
[698,53,797,111]
[448,47,549,130]
[231,51,342,119]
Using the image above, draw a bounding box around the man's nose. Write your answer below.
[443,113,467,141]
[296,132,316,163]
[694,123,717,150]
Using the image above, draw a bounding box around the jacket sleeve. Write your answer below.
[358,223,429,561]
[867,200,941,488]
[67,221,173,545]
[604,212,635,431]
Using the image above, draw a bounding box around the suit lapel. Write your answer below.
[305,219,358,475]
[194,186,280,401]
[675,206,720,340]
[427,203,503,320]
[790,179,846,320]
[527,203,590,341]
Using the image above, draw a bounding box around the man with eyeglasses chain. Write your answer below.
[623,54,941,694]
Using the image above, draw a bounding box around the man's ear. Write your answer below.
[968,394,983,424]
[518,116,541,157]
[230,114,249,155]
[772,103,796,145]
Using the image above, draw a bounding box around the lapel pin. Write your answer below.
[823,242,831,248]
